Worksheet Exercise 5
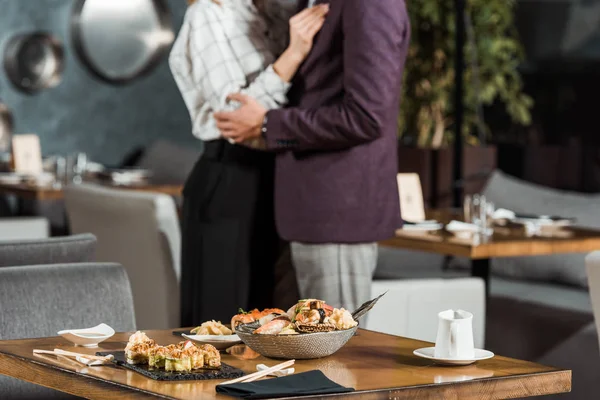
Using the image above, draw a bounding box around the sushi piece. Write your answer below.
[165,348,192,372]
[197,343,221,369]
[124,331,156,365]
[148,345,172,369]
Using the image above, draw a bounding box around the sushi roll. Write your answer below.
[197,343,221,369]
[165,347,192,372]
[148,345,171,369]
[124,331,156,365]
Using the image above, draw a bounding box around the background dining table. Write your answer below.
[0,328,571,399]
[380,209,600,297]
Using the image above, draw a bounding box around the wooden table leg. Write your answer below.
[471,258,490,299]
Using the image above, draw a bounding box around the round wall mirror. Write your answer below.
[71,0,174,84]
[3,33,65,94]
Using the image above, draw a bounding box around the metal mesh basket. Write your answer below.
[235,324,358,360]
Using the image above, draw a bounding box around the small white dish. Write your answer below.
[182,334,242,350]
[402,223,443,231]
[0,173,23,185]
[58,323,115,348]
[413,347,494,366]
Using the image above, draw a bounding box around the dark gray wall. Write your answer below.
[0,0,198,166]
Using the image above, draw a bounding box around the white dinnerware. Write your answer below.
[434,309,475,359]
[57,323,115,348]
[182,333,242,350]
[413,347,494,366]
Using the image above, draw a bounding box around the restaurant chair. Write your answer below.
[135,139,199,185]
[0,262,136,399]
[64,183,181,330]
[367,278,486,348]
[0,233,96,267]
[0,217,49,241]
[529,253,600,400]
[586,251,600,350]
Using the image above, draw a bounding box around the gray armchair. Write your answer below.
[0,233,96,267]
[64,183,180,330]
[0,263,136,399]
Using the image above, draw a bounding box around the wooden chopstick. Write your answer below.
[219,359,295,385]
[33,349,113,362]
[53,349,113,361]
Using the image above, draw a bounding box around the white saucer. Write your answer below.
[413,347,494,365]
[182,334,242,350]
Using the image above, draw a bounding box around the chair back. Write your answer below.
[586,252,600,350]
[0,233,96,267]
[64,183,180,329]
[367,278,486,348]
[0,262,135,399]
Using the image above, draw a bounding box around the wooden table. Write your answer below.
[380,210,600,295]
[0,182,183,201]
[0,329,571,399]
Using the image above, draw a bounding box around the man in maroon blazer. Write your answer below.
[215,0,410,311]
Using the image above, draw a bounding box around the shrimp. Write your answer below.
[253,319,290,335]
[231,308,287,330]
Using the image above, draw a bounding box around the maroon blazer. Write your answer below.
[264,0,410,243]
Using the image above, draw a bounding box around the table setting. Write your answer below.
[10,293,528,399]
[400,193,577,241]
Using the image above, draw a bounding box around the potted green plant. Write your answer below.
[398,0,533,207]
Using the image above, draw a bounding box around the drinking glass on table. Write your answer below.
[53,156,66,188]
[463,194,494,236]
[70,153,87,184]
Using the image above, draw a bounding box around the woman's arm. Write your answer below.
[169,2,327,141]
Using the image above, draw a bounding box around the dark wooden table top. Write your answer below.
[0,182,183,200]
[380,209,600,259]
[0,329,571,399]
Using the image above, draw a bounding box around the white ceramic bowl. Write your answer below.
[58,323,115,348]
[182,334,242,350]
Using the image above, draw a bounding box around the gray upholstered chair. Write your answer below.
[0,263,136,399]
[587,252,600,351]
[64,183,180,330]
[0,233,96,267]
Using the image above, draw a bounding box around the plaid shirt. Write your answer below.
[169,0,295,142]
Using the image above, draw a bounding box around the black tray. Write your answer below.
[97,351,244,381]
[172,329,193,337]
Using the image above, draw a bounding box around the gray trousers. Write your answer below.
[290,242,378,313]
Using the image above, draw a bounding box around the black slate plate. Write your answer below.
[97,351,244,381]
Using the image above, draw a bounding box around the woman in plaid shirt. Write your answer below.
[170,0,328,325]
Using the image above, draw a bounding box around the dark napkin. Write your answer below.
[216,370,354,399]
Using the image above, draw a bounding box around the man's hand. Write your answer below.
[214,93,267,143]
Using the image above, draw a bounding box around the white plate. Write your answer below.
[0,173,23,185]
[413,347,494,365]
[402,223,443,231]
[58,323,115,348]
[182,334,242,350]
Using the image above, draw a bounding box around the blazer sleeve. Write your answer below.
[264,0,409,151]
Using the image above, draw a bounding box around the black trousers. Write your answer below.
[180,140,282,326]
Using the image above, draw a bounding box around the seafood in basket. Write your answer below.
[230,308,287,330]
[231,294,386,359]
[231,299,361,336]
[124,331,221,372]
